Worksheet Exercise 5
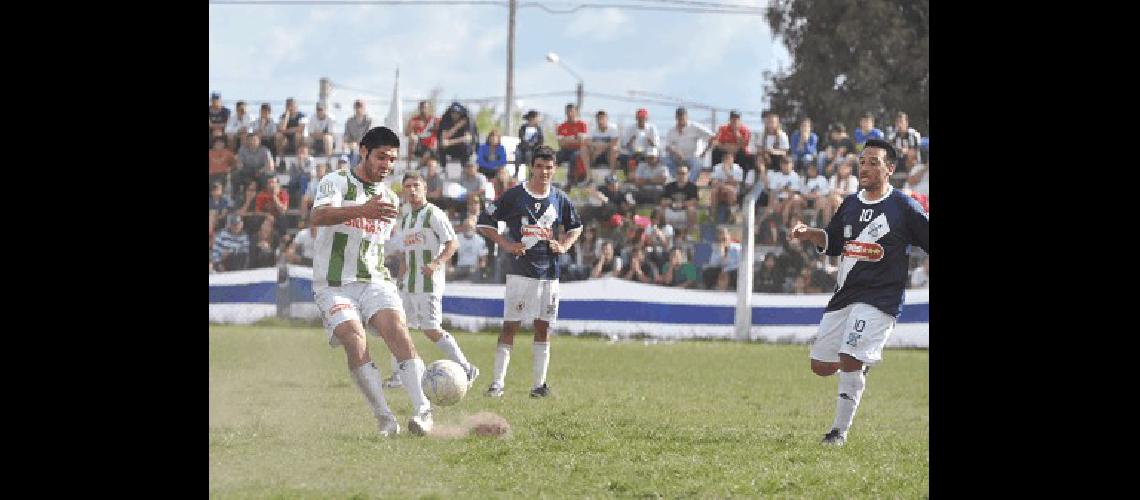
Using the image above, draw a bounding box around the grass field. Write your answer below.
[209,325,928,498]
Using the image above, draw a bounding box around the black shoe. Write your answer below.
[863,364,871,376]
[529,383,551,398]
[821,428,846,446]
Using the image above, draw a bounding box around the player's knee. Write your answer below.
[811,360,839,377]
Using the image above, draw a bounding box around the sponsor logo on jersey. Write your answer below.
[344,217,387,234]
[842,241,884,262]
[521,225,553,240]
[403,230,426,247]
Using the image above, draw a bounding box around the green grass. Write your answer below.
[209,325,928,498]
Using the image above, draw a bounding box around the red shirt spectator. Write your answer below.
[255,177,289,215]
[557,120,588,150]
[715,122,751,149]
[408,112,438,150]
[209,139,236,176]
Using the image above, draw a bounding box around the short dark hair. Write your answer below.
[402,171,423,184]
[236,100,246,107]
[524,110,539,119]
[565,103,577,111]
[831,122,846,133]
[596,110,607,117]
[260,103,271,111]
[676,107,687,117]
[533,145,555,163]
[862,138,897,164]
[861,112,874,120]
[360,126,401,152]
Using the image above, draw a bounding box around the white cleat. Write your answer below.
[466,364,481,388]
[408,409,433,436]
[383,374,403,389]
[485,384,504,398]
[377,413,400,438]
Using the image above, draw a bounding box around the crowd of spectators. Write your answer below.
[210,91,930,293]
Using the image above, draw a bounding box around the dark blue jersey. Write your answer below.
[477,184,582,279]
[819,186,929,317]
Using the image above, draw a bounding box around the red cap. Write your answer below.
[636,108,648,119]
[609,213,624,227]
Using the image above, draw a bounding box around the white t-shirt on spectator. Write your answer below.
[708,242,742,271]
[760,130,790,150]
[710,162,744,184]
[665,122,713,158]
[456,233,488,267]
[801,175,829,196]
[644,224,674,246]
[767,171,802,197]
[308,114,336,136]
[635,163,672,183]
[621,123,660,155]
[293,228,317,260]
[829,175,858,196]
[590,125,621,145]
[225,113,252,135]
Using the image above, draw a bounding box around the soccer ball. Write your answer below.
[422,360,469,406]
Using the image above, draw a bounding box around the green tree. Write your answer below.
[764,0,928,134]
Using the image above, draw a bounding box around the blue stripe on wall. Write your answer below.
[210,277,929,326]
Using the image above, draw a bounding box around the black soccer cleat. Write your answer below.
[529,383,551,398]
[821,428,846,446]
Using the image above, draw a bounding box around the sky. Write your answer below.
[208,1,791,132]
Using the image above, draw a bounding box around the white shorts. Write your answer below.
[809,302,896,365]
[503,275,560,324]
[402,291,443,331]
[314,281,404,346]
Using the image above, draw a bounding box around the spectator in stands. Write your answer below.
[307,103,335,156]
[342,100,372,163]
[757,217,784,246]
[657,247,699,288]
[910,256,929,289]
[459,162,491,201]
[407,100,438,163]
[209,92,230,148]
[209,137,237,188]
[704,227,741,290]
[251,103,278,156]
[288,143,317,196]
[235,133,275,200]
[209,182,233,217]
[853,112,884,152]
[283,223,317,266]
[301,161,331,223]
[491,165,517,201]
[253,176,289,221]
[754,252,784,293]
[248,217,280,268]
[643,211,674,271]
[619,108,660,174]
[584,110,620,171]
[778,234,817,281]
[800,163,830,225]
[791,273,808,294]
[212,214,249,272]
[789,117,818,173]
[574,226,600,270]
[275,97,308,155]
[633,150,671,189]
[515,110,544,169]
[418,157,447,207]
[453,216,489,282]
[709,153,744,224]
[476,129,508,179]
[906,159,929,197]
[438,101,475,167]
[665,107,713,182]
[224,100,251,152]
[590,241,623,278]
[824,156,859,226]
[597,174,634,218]
[659,163,699,233]
[887,111,922,173]
[757,111,789,177]
[819,123,856,176]
[621,245,657,284]
[709,110,752,179]
[556,103,589,177]
[462,191,483,221]
[767,155,803,227]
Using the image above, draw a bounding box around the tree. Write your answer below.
[764,0,929,134]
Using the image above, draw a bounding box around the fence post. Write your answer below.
[734,182,764,341]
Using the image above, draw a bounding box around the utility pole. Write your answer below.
[319,77,330,110]
[576,82,583,113]
[505,0,517,133]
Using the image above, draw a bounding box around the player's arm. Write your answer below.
[309,178,398,227]
[791,198,847,256]
[476,196,525,256]
[549,198,584,254]
[428,209,460,274]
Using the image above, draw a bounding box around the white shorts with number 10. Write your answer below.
[503,275,560,323]
[809,302,896,365]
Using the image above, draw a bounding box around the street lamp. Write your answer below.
[546,52,584,111]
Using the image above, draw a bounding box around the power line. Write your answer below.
[208,0,766,14]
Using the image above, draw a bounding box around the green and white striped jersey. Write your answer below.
[396,202,456,295]
[311,169,398,287]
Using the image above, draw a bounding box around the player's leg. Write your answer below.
[364,283,433,435]
[824,303,896,445]
[315,286,398,436]
[529,279,559,398]
[385,291,419,388]
[418,293,479,384]
[489,275,530,396]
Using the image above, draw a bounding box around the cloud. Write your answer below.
[562,7,630,42]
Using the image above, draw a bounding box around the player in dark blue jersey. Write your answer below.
[790,138,929,446]
[476,145,583,398]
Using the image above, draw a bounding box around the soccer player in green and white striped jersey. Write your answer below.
[309,126,434,437]
[381,171,479,389]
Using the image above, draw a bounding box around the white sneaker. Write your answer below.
[485,384,504,398]
[383,373,403,389]
[377,413,400,438]
[408,409,433,436]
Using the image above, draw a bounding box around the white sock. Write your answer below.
[492,344,511,388]
[350,362,393,418]
[397,357,431,415]
[533,341,550,388]
[389,355,400,379]
[831,369,867,435]
[434,332,470,370]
